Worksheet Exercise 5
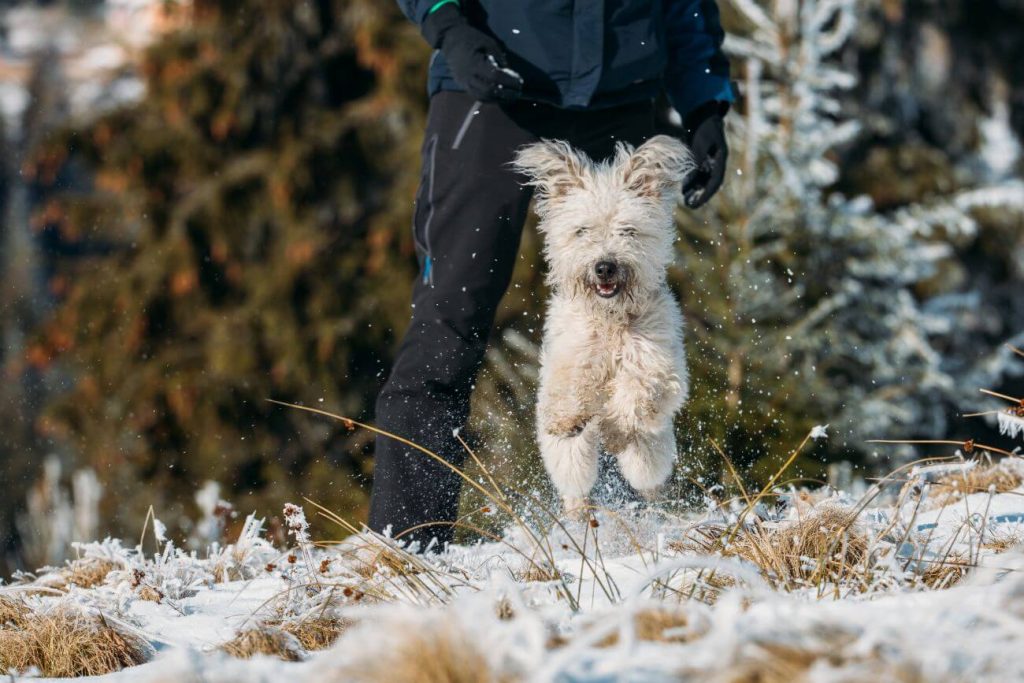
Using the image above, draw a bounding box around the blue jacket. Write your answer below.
[397,0,734,116]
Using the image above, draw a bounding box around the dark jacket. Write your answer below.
[397,0,734,116]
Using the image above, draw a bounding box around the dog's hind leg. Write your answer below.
[538,422,600,516]
[614,423,676,500]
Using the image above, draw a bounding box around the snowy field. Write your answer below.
[4,421,1024,682]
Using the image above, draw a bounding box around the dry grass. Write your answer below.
[220,626,304,662]
[918,554,971,590]
[220,616,351,661]
[0,607,151,677]
[39,558,121,591]
[596,606,701,647]
[281,616,350,651]
[0,596,31,628]
[517,561,562,583]
[350,543,423,580]
[712,642,927,683]
[728,508,867,588]
[676,507,868,593]
[137,585,164,603]
[335,622,501,683]
[981,529,1024,552]
[929,461,1023,508]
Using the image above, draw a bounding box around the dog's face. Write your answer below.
[513,136,693,307]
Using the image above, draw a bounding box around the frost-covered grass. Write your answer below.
[5,357,1024,682]
[4,446,1024,681]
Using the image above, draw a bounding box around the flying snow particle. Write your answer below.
[810,424,829,440]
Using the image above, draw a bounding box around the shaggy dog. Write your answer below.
[513,136,693,514]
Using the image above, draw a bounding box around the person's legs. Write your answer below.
[369,94,658,550]
[369,92,538,549]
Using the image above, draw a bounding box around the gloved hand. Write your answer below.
[682,101,729,208]
[422,4,523,103]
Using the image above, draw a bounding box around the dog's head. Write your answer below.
[512,135,693,307]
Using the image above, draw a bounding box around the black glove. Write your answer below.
[682,101,729,208]
[422,4,523,103]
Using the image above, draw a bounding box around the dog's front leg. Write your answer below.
[604,364,679,497]
[603,326,686,497]
[537,424,600,519]
[537,350,600,439]
[606,360,682,437]
[536,324,605,514]
[537,355,601,515]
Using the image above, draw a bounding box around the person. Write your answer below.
[369,0,734,550]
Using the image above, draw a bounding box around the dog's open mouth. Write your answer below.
[594,282,621,298]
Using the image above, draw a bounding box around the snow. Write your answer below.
[487,54,524,83]
[6,463,1024,682]
[999,411,1024,441]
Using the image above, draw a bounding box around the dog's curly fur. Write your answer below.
[513,135,693,513]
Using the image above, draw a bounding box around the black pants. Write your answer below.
[368,91,656,549]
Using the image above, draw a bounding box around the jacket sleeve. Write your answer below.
[662,0,735,119]
[397,0,447,26]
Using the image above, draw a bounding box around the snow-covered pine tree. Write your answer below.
[674,0,990,482]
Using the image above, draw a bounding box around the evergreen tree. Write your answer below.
[674,0,1021,486]
[26,0,430,538]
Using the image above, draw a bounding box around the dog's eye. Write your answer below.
[618,226,638,238]
[575,226,590,237]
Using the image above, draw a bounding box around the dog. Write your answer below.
[513,135,693,515]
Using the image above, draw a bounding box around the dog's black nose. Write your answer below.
[594,261,617,281]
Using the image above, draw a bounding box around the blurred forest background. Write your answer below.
[0,0,1021,576]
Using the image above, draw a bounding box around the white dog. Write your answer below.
[513,135,693,514]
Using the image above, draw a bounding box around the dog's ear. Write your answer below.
[617,135,694,199]
[512,140,588,209]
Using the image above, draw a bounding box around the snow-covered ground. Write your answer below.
[5,440,1024,682]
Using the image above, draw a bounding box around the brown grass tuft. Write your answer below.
[713,641,927,683]
[729,508,867,588]
[281,617,350,651]
[597,606,701,647]
[517,561,562,583]
[631,607,698,643]
[40,558,121,591]
[220,626,304,662]
[0,608,151,677]
[918,555,971,590]
[351,543,422,580]
[930,462,1023,508]
[336,622,501,683]
[678,507,868,593]
[0,596,31,628]
[981,529,1024,553]
[137,585,164,603]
